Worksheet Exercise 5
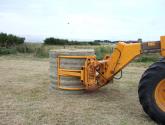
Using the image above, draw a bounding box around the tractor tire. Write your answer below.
[138,59,165,125]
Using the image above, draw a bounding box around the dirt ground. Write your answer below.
[0,54,157,125]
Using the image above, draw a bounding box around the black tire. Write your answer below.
[138,58,165,125]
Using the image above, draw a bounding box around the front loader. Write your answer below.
[57,36,165,124]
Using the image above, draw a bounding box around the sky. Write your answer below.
[0,0,165,42]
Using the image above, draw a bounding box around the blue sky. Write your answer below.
[0,0,165,42]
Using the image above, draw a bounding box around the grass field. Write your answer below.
[0,54,157,125]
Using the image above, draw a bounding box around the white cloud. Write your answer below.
[0,0,164,41]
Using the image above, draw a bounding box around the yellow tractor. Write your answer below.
[56,36,165,124]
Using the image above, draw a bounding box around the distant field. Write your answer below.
[0,54,157,125]
[12,43,115,59]
[10,42,161,62]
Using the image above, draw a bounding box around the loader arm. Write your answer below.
[85,36,165,90]
[56,36,165,91]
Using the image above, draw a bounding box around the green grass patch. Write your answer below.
[0,47,17,55]
[135,53,160,62]
[95,46,114,60]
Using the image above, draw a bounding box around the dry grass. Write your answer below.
[0,54,157,125]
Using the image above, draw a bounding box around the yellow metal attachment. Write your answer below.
[56,36,165,92]
[161,36,165,57]
[57,55,96,91]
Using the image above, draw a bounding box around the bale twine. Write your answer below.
[49,49,95,93]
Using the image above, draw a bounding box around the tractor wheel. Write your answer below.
[138,59,165,124]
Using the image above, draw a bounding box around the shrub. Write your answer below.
[0,47,17,55]
[16,43,48,57]
[44,37,69,45]
[16,43,41,53]
[136,53,160,62]
[0,32,25,48]
[34,45,49,58]
[44,37,100,45]
[95,46,113,60]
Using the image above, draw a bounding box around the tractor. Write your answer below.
[56,36,165,124]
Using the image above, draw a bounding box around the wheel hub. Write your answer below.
[155,79,165,112]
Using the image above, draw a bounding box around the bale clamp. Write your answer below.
[57,55,96,91]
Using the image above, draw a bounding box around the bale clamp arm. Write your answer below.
[57,55,96,90]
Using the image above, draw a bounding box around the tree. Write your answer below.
[0,32,25,48]
[44,37,69,45]
[0,32,7,47]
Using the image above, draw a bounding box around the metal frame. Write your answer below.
[57,55,96,91]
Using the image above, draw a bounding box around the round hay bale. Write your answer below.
[49,49,95,93]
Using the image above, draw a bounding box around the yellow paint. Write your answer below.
[57,55,96,91]
[161,36,165,57]
[154,79,165,112]
[101,42,141,83]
